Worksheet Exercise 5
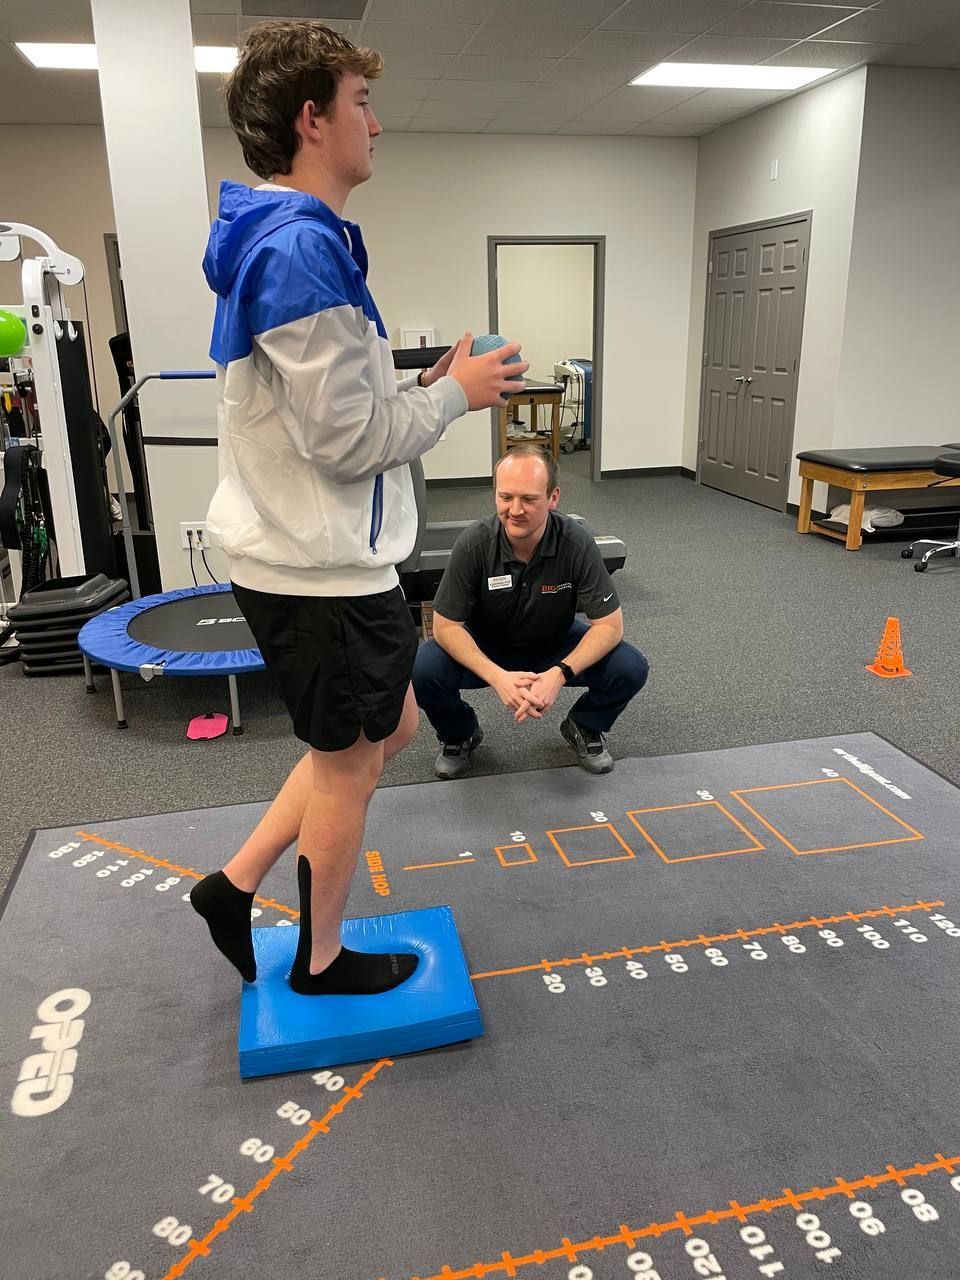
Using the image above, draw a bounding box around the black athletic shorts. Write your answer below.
[231,581,418,752]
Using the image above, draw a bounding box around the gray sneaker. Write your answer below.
[435,726,484,780]
[560,715,614,774]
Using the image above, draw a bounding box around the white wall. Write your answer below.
[683,70,867,502]
[204,130,697,478]
[834,67,960,451]
[497,242,594,376]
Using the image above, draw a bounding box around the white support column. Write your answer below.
[91,0,218,590]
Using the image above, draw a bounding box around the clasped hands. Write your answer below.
[492,668,565,724]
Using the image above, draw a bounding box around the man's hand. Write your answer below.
[421,339,460,388]
[515,667,565,723]
[492,670,543,716]
[448,333,530,410]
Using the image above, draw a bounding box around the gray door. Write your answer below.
[698,215,810,510]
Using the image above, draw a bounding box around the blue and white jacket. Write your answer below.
[202,181,467,596]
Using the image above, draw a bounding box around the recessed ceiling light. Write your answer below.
[16,42,238,73]
[193,46,239,73]
[632,63,833,91]
[16,43,98,71]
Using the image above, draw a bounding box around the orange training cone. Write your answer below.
[866,616,912,679]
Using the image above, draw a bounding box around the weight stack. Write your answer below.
[7,574,129,676]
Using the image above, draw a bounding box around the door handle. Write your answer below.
[731,375,753,385]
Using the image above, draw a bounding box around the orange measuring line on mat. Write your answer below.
[403,857,476,871]
[469,898,944,980]
[75,829,299,918]
[159,1059,392,1280]
[406,1151,960,1280]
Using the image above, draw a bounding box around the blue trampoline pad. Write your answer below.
[238,906,483,1078]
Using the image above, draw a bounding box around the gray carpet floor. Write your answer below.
[2,450,957,898]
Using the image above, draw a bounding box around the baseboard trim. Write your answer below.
[425,476,490,489]
[600,465,688,479]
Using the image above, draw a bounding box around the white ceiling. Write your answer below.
[0,0,958,136]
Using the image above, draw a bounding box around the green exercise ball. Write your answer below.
[0,309,27,358]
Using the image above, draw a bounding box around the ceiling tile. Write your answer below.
[488,0,624,26]
[602,0,752,33]
[709,3,861,40]
[376,117,412,131]
[487,104,574,127]
[369,77,436,101]
[629,121,701,134]
[541,59,650,91]
[238,0,364,16]
[364,0,499,20]
[667,34,797,62]
[368,97,429,117]
[362,21,477,56]
[192,13,242,43]
[374,52,454,78]
[0,9,95,41]
[484,120,561,133]
[240,13,353,34]
[764,39,889,67]
[425,83,530,110]
[574,31,693,61]
[35,68,101,95]
[407,116,494,131]
[446,54,557,81]
[652,98,751,122]
[521,82,612,109]
[191,0,242,14]
[821,9,935,43]
[555,119,636,133]
[465,26,591,59]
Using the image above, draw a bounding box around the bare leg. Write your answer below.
[223,685,419,893]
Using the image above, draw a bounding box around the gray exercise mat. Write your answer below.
[2,732,960,1280]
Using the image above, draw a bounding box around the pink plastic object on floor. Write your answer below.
[187,712,229,740]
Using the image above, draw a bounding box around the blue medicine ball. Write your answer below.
[471,333,524,381]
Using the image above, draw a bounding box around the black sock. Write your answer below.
[190,871,256,982]
[289,856,418,996]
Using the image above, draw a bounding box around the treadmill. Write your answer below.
[393,346,626,603]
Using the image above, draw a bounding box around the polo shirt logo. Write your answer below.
[541,582,573,594]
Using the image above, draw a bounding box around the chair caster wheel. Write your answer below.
[901,548,914,559]
[914,560,928,572]
[562,441,577,454]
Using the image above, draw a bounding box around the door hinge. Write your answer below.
[793,358,797,372]
[702,351,708,366]
[708,260,714,274]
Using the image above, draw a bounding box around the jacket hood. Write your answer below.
[203,180,354,297]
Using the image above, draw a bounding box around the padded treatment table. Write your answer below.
[796,445,960,550]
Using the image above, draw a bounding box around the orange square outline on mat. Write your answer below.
[625,800,765,864]
[730,776,924,855]
[495,841,538,867]
[546,822,635,867]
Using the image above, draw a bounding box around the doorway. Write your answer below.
[488,236,605,483]
[697,213,811,510]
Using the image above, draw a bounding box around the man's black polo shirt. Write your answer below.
[432,512,620,654]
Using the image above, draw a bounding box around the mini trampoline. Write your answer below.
[78,583,264,732]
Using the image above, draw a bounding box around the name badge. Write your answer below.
[487,574,513,591]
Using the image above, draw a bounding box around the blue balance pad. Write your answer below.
[238,905,482,1078]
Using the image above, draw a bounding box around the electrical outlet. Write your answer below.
[179,521,208,550]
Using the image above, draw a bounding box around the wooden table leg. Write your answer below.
[846,488,865,550]
[797,474,814,533]
[498,406,508,456]
[551,398,560,460]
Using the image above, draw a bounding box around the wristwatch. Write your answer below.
[557,661,575,685]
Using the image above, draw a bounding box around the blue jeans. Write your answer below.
[412,621,649,743]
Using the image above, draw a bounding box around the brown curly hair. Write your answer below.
[225,21,383,180]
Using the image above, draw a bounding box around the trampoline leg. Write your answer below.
[228,674,243,735]
[110,668,128,730]
[82,654,95,694]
